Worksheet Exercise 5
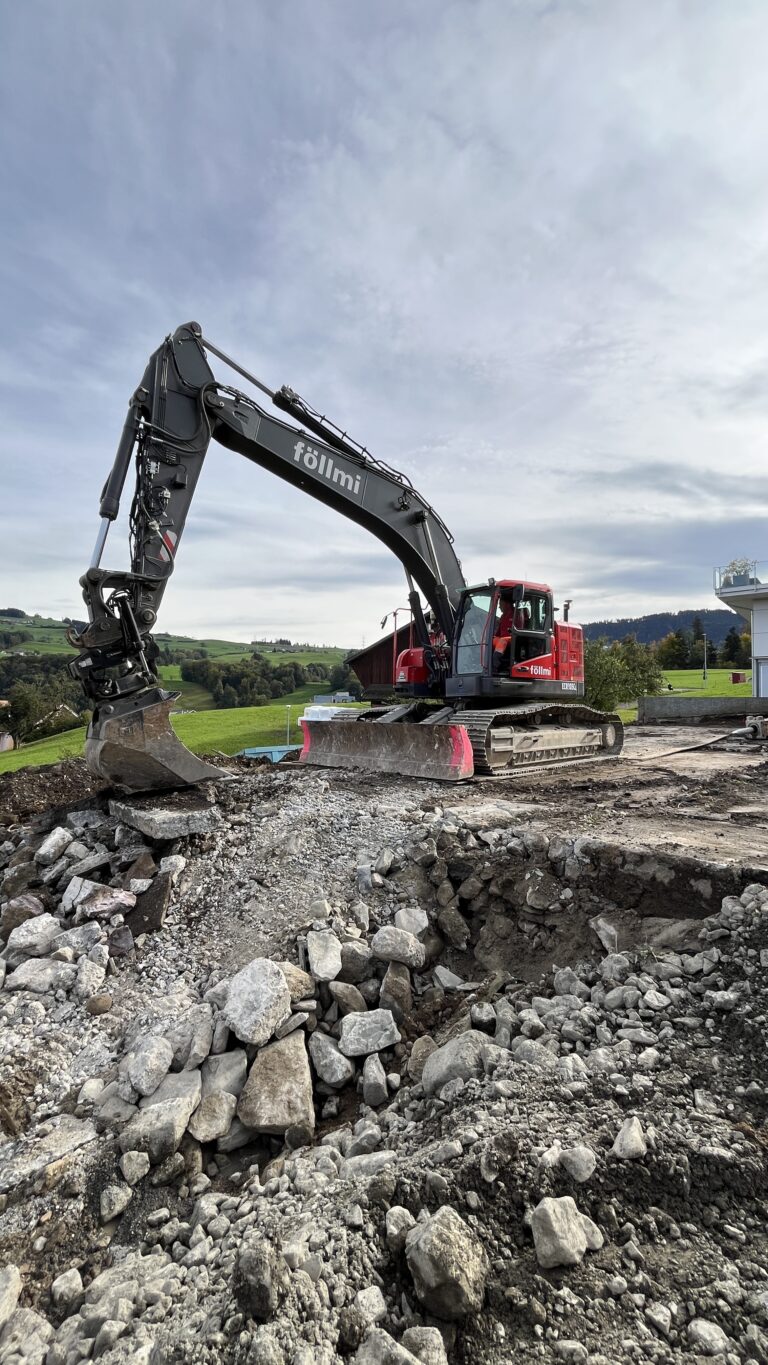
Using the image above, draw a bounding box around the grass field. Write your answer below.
[0,668,755,776]
[661,668,751,697]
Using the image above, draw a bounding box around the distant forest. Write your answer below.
[581,608,739,646]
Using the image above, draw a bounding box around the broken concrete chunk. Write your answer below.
[109,798,217,841]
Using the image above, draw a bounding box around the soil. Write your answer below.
[0,759,108,824]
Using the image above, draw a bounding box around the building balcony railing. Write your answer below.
[714,560,768,594]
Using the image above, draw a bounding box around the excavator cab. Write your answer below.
[446,580,581,701]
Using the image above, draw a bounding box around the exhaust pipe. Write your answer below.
[85,689,225,792]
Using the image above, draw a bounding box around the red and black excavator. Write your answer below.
[68,324,622,790]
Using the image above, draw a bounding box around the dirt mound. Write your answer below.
[0,758,107,822]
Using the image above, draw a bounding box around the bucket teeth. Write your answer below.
[85,692,225,792]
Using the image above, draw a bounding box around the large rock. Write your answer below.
[379,962,412,1023]
[35,827,73,866]
[78,885,136,921]
[237,1032,314,1135]
[338,941,372,983]
[309,1032,356,1088]
[351,1329,421,1363]
[4,913,62,963]
[166,1004,214,1069]
[362,1054,388,1107]
[339,1009,401,1057]
[120,1071,201,1163]
[0,1265,22,1331]
[233,1240,288,1322]
[405,1206,489,1319]
[531,1196,603,1268]
[0,1116,98,1194]
[201,1049,248,1097]
[277,961,314,1001]
[126,1036,174,1097]
[188,1091,238,1142]
[126,872,173,935]
[109,798,217,840]
[371,926,425,969]
[0,893,45,943]
[222,959,291,1047]
[611,1116,647,1159]
[5,959,77,994]
[509,1037,559,1071]
[306,929,342,982]
[421,1031,504,1096]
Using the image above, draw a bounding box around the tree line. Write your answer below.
[179,653,361,709]
[654,615,751,669]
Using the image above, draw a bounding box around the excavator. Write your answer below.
[67,323,623,791]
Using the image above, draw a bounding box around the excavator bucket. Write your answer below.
[84,692,224,792]
[299,717,474,781]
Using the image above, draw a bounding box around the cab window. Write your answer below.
[455,591,493,675]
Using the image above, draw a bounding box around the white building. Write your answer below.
[714,558,767,697]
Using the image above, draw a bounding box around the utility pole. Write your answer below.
[701,634,708,684]
[285,705,291,744]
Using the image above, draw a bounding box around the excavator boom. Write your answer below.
[69,324,467,790]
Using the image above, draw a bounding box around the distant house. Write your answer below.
[0,698,13,752]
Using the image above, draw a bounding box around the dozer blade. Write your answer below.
[299,718,474,781]
[85,691,224,792]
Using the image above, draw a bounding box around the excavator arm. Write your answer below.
[68,323,466,789]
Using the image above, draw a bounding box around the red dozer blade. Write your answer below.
[85,693,224,792]
[299,717,474,781]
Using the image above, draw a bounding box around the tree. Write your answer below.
[583,638,664,712]
[655,629,690,669]
[721,626,743,665]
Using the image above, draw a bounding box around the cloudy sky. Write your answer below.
[2,1,767,648]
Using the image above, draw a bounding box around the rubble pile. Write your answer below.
[0,766,766,1364]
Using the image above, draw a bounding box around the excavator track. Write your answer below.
[300,702,623,781]
[455,703,624,776]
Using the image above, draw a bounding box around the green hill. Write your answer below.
[0,611,348,670]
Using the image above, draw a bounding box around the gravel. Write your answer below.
[1,761,767,1365]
